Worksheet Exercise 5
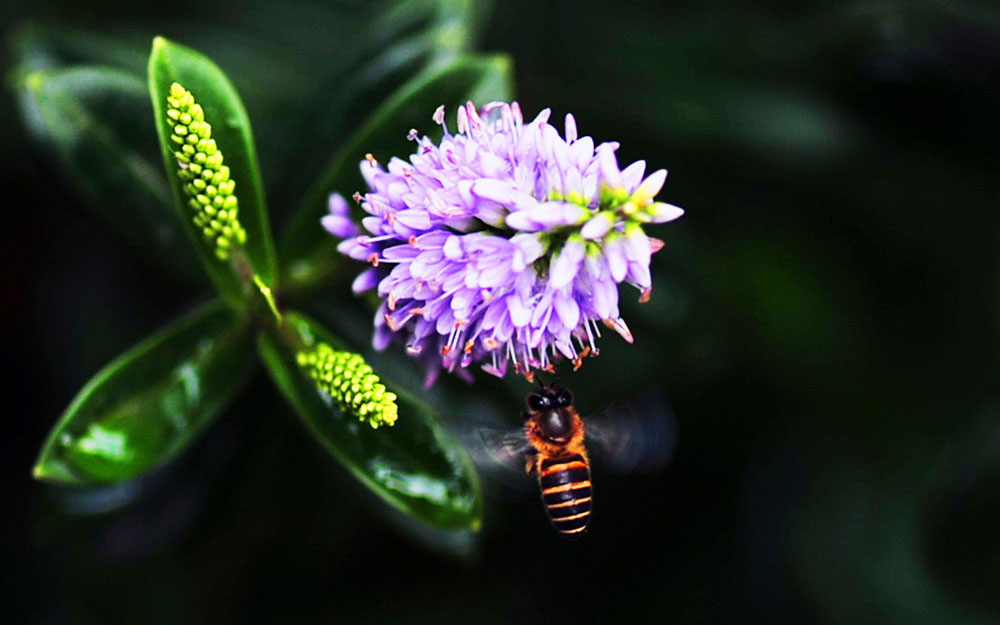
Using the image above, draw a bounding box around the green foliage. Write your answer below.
[148,36,277,305]
[33,301,253,484]
[14,12,507,535]
[259,313,481,530]
[13,65,205,284]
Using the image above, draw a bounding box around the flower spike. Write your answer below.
[165,82,246,260]
[329,101,684,384]
[297,343,398,429]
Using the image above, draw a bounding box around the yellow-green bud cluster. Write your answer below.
[297,343,399,429]
[166,82,246,260]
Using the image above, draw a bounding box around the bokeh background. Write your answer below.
[3,0,1000,623]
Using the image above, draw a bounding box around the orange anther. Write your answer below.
[384,313,398,331]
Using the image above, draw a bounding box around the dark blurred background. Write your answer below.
[3,0,1000,623]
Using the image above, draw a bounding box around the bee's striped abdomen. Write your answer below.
[539,454,592,539]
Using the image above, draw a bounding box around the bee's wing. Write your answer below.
[458,423,536,496]
[466,426,532,473]
[584,393,677,475]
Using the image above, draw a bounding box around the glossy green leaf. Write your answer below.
[34,300,254,485]
[257,312,481,530]
[278,53,514,292]
[148,36,278,305]
[14,65,206,285]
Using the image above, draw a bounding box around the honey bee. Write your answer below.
[522,384,593,538]
[472,382,675,540]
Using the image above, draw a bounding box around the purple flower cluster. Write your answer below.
[328,101,683,385]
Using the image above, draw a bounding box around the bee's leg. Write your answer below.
[524,450,538,475]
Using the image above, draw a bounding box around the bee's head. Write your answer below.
[526,385,574,412]
[526,385,575,441]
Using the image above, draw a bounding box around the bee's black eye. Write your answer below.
[555,389,573,407]
[527,393,550,411]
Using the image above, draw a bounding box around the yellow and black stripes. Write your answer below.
[539,454,592,539]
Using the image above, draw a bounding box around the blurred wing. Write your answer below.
[458,424,535,496]
[584,393,678,474]
[468,426,532,473]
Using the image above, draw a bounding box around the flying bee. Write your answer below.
[522,384,593,538]
[472,382,676,540]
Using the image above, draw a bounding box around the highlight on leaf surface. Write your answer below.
[32,300,254,485]
[165,82,246,260]
[297,343,398,429]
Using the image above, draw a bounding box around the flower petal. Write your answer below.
[322,214,358,238]
[328,192,350,216]
[549,238,586,289]
[647,202,685,223]
[553,291,580,328]
[564,113,578,143]
[352,268,379,293]
[597,144,623,189]
[604,236,628,282]
[634,169,667,203]
[507,294,531,328]
[621,160,646,192]
[580,212,613,240]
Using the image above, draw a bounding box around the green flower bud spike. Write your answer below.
[165,82,246,260]
[297,343,399,429]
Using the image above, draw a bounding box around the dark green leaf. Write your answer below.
[257,312,482,530]
[14,65,206,285]
[8,21,150,76]
[269,1,470,205]
[147,36,278,306]
[278,53,514,293]
[34,300,254,485]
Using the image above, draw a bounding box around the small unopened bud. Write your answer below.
[297,343,399,429]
